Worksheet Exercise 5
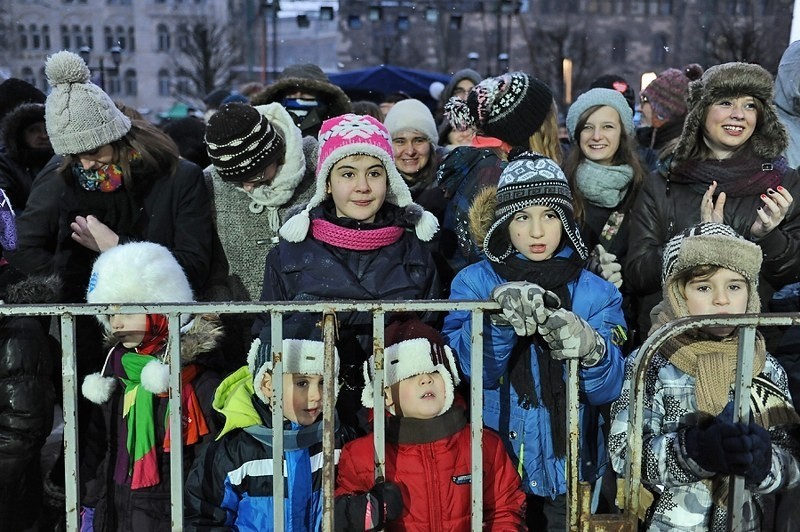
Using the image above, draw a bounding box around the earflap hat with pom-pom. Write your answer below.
[279,113,439,243]
[82,242,195,403]
[361,317,460,417]
[44,50,131,155]
[247,336,340,405]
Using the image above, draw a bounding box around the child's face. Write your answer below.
[683,267,749,337]
[326,154,387,223]
[384,372,446,420]
[261,372,325,426]
[109,313,147,348]
[508,205,563,262]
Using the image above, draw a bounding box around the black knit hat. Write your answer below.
[445,72,554,148]
[0,78,46,124]
[483,152,587,263]
[205,102,285,182]
[590,74,636,113]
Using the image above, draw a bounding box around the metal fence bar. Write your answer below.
[270,311,285,530]
[567,358,580,532]
[728,325,756,531]
[322,311,337,532]
[470,309,484,531]
[372,311,386,482]
[59,313,80,532]
[167,312,185,531]
[623,313,800,529]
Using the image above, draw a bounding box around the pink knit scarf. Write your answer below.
[311,218,404,250]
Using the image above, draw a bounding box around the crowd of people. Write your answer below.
[1,40,800,531]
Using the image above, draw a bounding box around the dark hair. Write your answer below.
[161,116,211,169]
[562,104,646,223]
[351,100,383,121]
[673,264,725,297]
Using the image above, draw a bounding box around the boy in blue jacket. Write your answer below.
[443,152,626,530]
[185,335,345,531]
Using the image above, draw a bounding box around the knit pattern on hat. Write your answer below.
[589,74,635,112]
[483,152,588,263]
[205,102,285,181]
[86,242,194,332]
[383,98,438,144]
[641,64,703,123]
[673,62,788,163]
[445,72,553,148]
[279,113,438,242]
[44,50,131,155]
[566,88,634,142]
[248,337,340,404]
[661,222,762,317]
[361,318,460,417]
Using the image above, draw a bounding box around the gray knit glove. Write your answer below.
[537,309,606,366]
[490,282,560,336]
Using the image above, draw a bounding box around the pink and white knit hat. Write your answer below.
[279,113,438,242]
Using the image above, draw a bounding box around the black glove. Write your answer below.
[684,421,754,475]
[335,481,403,531]
[743,423,772,486]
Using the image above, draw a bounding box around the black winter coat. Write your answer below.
[6,156,214,302]
[0,271,60,531]
[625,160,800,334]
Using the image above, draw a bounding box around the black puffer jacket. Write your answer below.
[625,159,800,333]
[0,270,60,530]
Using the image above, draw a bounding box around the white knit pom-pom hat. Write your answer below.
[279,113,438,243]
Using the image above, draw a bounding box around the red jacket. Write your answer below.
[335,406,525,531]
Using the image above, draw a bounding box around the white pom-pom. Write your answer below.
[140,360,170,394]
[414,210,440,242]
[45,51,91,85]
[279,211,311,242]
[82,372,117,404]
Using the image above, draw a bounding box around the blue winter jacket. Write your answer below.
[442,249,626,498]
[185,367,345,531]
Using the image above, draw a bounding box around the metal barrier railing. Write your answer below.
[620,312,800,532]
[3,302,791,531]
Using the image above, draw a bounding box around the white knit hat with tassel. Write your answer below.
[279,113,438,243]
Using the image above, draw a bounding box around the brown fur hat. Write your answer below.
[673,62,788,163]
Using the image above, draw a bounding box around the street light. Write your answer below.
[78,45,122,92]
[260,0,280,84]
[497,52,509,74]
[468,51,480,71]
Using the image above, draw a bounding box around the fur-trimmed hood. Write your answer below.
[467,186,497,254]
[673,62,788,163]
[1,271,61,304]
[1,102,52,162]
[250,65,351,118]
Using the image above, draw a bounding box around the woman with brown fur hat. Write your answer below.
[625,62,800,339]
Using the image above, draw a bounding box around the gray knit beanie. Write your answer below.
[383,98,438,144]
[566,88,634,142]
[44,50,131,155]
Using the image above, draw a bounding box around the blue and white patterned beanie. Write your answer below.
[483,152,588,263]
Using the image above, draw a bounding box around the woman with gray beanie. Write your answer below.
[7,49,216,397]
[625,62,800,340]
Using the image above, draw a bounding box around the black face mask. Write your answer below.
[282,97,320,125]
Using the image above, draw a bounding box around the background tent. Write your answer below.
[329,65,451,110]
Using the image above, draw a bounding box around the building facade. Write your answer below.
[0,0,792,118]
